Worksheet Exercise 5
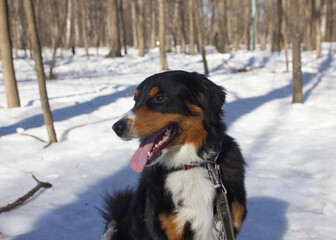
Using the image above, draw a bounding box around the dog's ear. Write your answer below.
[189,73,226,127]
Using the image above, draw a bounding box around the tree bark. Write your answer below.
[137,0,145,56]
[131,0,138,48]
[282,0,289,72]
[119,0,127,55]
[315,0,322,58]
[271,0,282,52]
[0,0,20,108]
[232,0,240,50]
[24,0,58,142]
[80,1,89,59]
[217,0,229,53]
[49,0,69,79]
[178,0,187,54]
[192,0,208,76]
[188,0,195,55]
[158,0,168,70]
[324,0,333,42]
[106,0,122,58]
[245,0,251,50]
[291,0,302,104]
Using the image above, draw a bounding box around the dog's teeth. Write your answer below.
[165,129,171,136]
[163,136,169,142]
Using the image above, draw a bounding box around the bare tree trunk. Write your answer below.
[179,0,187,54]
[149,1,156,49]
[271,0,282,52]
[188,0,195,55]
[81,1,89,59]
[137,0,145,56]
[290,0,302,104]
[217,0,229,53]
[65,0,72,50]
[0,0,20,108]
[131,0,138,48]
[304,0,316,51]
[49,0,69,79]
[261,0,269,49]
[315,0,322,58]
[106,0,122,58]
[232,0,240,50]
[245,0,251,50]
[119,0,127,55]
[255,0,260,46]
[158,0,168,70]
[192,0,208,75]
[13,0,20,59]
[282,0,289,72]
[324,0,333,42]
[24,0,58,142]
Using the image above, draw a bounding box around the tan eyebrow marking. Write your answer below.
[134,89,139,99]
[150,87,160,97]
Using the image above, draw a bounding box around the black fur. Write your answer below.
[102,71,246,240]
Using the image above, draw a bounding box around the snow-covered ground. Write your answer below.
[0,44,336,239]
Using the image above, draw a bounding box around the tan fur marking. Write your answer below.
[230,201,246,234]
[134,89,139,99]
[132,106,207,151]
[150,86,160,97]
[159,213,185,240]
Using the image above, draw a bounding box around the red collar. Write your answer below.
[183,164,199,170]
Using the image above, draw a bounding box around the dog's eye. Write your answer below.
[154,94,167,104]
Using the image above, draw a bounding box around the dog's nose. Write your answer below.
[112,120,127,136]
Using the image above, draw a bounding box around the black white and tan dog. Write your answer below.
[102,71,247,240]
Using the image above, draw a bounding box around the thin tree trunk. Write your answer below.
[245,0,251,50]
[81,1,89,59]
[13,0,20,59]
[291,0,302,104]
[179,0,187,54]
[106,0,122,58]
[271,0,282,52]
[119,0,127,55]
[158,0,168,70]
[131,0,138,48]
[192,0,208,75]
[149,0,156,49]
[217,0,229,53]
[315,0,322,58]
[282,0,289,72]
[233,0,240,50]
[188,0,195,55]
[49,0,69,79]
[24,0,58,142]
[324,0,333,42]
[0,0,20,108]
[137,0,145,56]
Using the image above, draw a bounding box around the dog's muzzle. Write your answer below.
[112,119,127,137]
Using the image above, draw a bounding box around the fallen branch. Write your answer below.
[20,132,48,143]
[0,174,52,214]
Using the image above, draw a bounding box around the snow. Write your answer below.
[1,44,336,239]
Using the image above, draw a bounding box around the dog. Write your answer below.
[102,71,247,240]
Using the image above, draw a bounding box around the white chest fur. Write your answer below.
[165,167,219,240]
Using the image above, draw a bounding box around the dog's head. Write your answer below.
[112,71,226,172]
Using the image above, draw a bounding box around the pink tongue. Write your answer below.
[130,135,156,173]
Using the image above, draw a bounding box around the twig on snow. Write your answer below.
[0,174,52,214]
[19,132,48,143]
